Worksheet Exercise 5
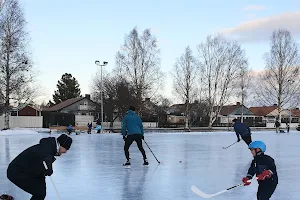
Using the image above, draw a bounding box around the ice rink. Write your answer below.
[0,130,299,199]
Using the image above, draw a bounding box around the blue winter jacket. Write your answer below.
[95,125,101,131]
[233,121,251,138]
[67,125,72,131]
[122,110,144,136]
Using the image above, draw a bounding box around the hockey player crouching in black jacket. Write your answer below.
[7,134,72,200]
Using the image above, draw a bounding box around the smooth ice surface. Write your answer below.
[1,130,299,200]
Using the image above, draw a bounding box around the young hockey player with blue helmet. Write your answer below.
[242,141,278,200]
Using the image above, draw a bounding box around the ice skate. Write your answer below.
[122,160,131,168]
[143,158,149,166]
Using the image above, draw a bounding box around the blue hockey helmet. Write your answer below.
[248,141,266,152]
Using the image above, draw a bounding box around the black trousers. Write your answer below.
[257,182,277,200]
[242,135,252,145]
[7,166,46,200]
[124,134,147,160]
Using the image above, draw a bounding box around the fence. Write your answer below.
[266,122,298,128]
[0,116,43,129]
[75,115,94,126]
[101,122,157,129]
[42,112,75,127]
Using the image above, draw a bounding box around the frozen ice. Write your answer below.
[0,130,299,199]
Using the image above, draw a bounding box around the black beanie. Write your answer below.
[57,134,72,150]
[129,106,135,111]
[232,118,238,122]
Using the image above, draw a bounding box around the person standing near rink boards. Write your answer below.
[232,118,252,145]
[122,106,148,167]
[274,120,280,133]
[87,121,92,134]
[242,141,278,200]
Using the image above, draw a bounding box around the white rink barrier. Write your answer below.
[0,116,43,129]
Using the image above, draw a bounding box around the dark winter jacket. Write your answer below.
[7,137,57,178]
[122,110,144,136]
[247,152,278,185]
[275,121,280,128]
[233,121,251,138]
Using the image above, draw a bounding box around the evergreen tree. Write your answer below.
[51,73,81,104]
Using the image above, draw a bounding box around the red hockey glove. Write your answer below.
[256,170,272,181]
[242,177,251,186]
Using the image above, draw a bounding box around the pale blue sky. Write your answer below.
[19,0,300,104]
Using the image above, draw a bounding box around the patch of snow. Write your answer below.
[0,129,40,136]
[9,127,51,133]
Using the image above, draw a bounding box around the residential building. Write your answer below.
[42,94,100,126]
[214,102,255,126]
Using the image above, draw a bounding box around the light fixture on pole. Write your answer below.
[95,60,108,133]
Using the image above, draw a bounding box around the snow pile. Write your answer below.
[0,129,40,136]
[10,127,50,133]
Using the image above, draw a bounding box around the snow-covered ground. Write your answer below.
[0,129,40,136]
[0,127,51,134]
[0,130,299,199]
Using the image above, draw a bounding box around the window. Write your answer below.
[83,101,88,105]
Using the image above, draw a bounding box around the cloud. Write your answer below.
[245,13,257,20]
[221,12,300,42]
[244,5,266,11]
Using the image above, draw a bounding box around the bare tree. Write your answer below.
[0,0,5,12]
[256,29,300,121]
[91,73,136,127]
[152,95,171,115]
[237,62,251,123]
[0,0,33,129]
[189,100,210,127]
[197,35,247,128]
[115,27,163,113]
[172,46,198,129]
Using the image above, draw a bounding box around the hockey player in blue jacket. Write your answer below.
[232,118,252,145]
[122,106,148,167]
[242,141,278,200]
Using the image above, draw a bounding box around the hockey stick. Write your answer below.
[43,162,62,200]
[143,140,160,164]
[222,141,238,149]
[191,181,249,198]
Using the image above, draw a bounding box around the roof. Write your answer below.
[249,106,277,116]
[9,103,41,112]
[18,103,41,111]
[43,97,85,112]
[217,105,240,115]
[168,104,185,114]
[291,109,300,117]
